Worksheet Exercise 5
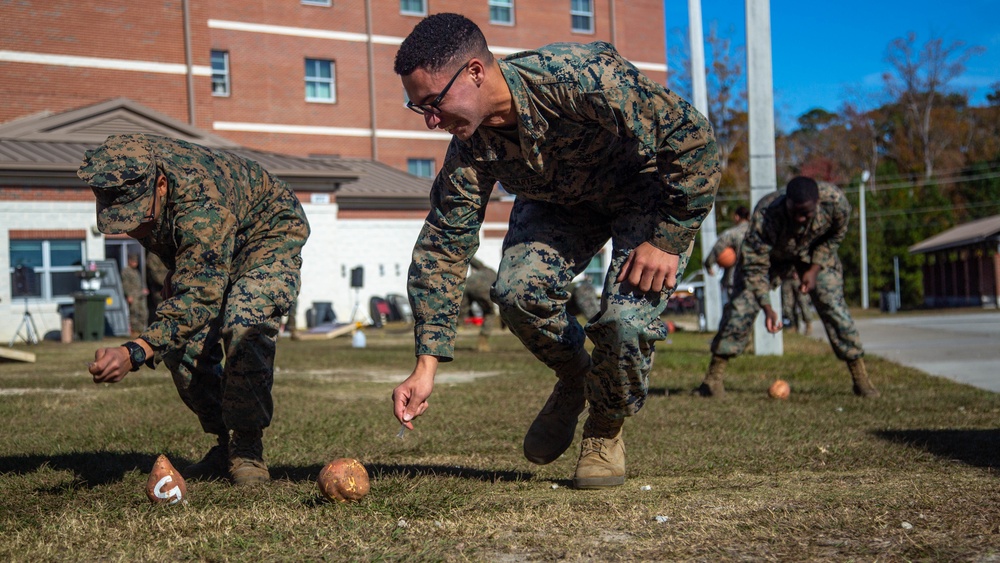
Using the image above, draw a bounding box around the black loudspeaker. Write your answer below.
[350,266,364,288]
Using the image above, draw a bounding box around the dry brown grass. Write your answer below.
[1,321,998,561]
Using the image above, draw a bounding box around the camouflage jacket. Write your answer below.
[740,182,850,306]
[409,41,720,359]
[136,136,310,353]
[703,220,749,288]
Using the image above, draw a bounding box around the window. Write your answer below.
[407,159,435,178]
[301,0,331,5]
[9,239,85,300]
[571,0,594,33]
[489,0,514,25]
[211,50,230,96]
[305,58,335,103]
[400,0,425,16]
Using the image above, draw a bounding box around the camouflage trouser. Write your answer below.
[781,277,813,327]
[162,258,300,436]
[492,197,690,419]
[712,258,863,361]
[128,298,148,334]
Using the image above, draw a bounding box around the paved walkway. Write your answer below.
[809,311,1000,393]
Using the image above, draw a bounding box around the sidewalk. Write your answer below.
[809,311,1000,393]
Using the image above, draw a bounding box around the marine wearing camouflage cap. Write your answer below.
[78,134,158,234]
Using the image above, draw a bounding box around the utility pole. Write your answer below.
[745,0,782,355]
[860,170,870,309]
[688,0,723,331]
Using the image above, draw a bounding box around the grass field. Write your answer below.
[1,319,998,561]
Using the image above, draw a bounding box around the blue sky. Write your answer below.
[664,0,1000,131]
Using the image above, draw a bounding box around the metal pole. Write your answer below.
[182,0,195,125]
[688,0,722,331]
[860,170,870,309]
[893,255,901,310]
[745,0,781,355]
[364,0,378,160]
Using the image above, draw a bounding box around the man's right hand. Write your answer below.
[762,304,783,333]
[392,355,438,429]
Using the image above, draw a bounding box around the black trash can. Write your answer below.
[73,292,106,341]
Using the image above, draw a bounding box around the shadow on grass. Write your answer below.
[1,452,534,489]
[875,428,1000,469]
[272,463,533,484]
[0,451,172,487]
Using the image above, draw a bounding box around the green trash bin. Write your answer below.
[73,292,107,341]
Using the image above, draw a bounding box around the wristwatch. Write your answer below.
[121,341,147,372]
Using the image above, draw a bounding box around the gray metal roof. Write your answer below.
[908,214,1000,254]
[0,97,488,208]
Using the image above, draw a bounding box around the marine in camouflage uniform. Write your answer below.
[80,133,310,485]
[460,257,498,351]
[392,14,720,489]
[703,206,750,303]
[695,176,879,398]
[120,253,147,336]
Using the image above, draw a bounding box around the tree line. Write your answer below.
[671,29,999,308]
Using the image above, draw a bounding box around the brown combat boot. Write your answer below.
[847,358,880,398]
[522,351,590,465]
[182,433,230,481]
[573,412,625,489]
[476,334,491,352]
[693,354,728,397]
[229,429,270,486]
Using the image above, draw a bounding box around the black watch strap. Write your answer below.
[121,341,145,372]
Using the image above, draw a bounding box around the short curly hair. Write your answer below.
[394,13,493,76]
[786,176,819,203]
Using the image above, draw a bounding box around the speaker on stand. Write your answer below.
[9,265,40,346]
[349,266,364,322]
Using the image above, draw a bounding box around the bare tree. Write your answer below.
[883,32,984,179]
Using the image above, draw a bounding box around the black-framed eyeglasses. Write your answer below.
[406,60,471,116]
[141,181,158,224]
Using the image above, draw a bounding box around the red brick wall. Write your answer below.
[2,0,666,168]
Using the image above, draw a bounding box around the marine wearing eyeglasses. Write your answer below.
[391,13,721,490]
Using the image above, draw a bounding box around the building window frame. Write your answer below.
[9,238,85,301]
[211,50,230,97]
[571,0,594,34]
[305,58,336,103]
[301,0,332,5]
[489,0,515,25]
[399,0,426,16]
[407,158,435,178]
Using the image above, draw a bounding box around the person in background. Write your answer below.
[461,257,498,352]
[695,176,879,399]
[703,205,750,306]
[120,253,147,337]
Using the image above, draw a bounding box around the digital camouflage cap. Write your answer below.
[77,134,157,234]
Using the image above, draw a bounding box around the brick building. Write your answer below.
[0,1,668,341]
[1,0,668,172]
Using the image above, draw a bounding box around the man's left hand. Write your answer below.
[88,347,132,383]
[617,242,680,293]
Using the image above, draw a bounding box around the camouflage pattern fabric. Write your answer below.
[79,134,310,433]
[120,263,147,334]
[461,258,497,336]
[781,275,814,328]
[711,183,863,361]
[703,220,749,294]
[408,42,718,418]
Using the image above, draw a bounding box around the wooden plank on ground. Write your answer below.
[294,322,357,341]
[0,347,36,363]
